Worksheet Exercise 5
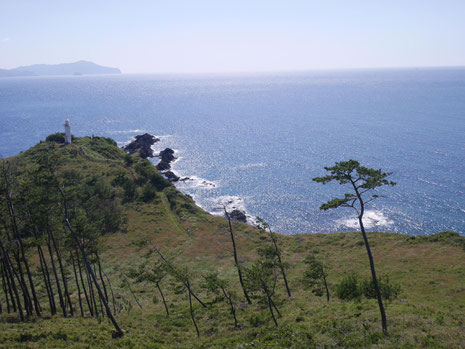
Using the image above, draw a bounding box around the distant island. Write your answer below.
[0,60,121,77]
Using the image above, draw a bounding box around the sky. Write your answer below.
[1,0,464,74]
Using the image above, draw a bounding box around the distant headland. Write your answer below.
[0,60,121,77]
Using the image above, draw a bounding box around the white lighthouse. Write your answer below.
[64,119,72,144]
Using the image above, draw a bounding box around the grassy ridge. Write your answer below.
[1,137,464,348]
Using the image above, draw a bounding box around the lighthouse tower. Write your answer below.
[64,119,72,144]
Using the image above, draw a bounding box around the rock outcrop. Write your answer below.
[155,148,180,182]
[123,133,159,158]
[163,170,180,182]
[156,148,176,171]
[229,210,247,223]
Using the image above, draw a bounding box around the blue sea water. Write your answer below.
[0,68,464,235]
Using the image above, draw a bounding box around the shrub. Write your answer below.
[360,276,401,301]
[249,313,266,327]
[141,182,157,202]
[124,154,134,166]
[149,173,170,191]
[336,273,361,300]
[45,132,65,143]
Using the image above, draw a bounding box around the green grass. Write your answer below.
[1,137,465,348]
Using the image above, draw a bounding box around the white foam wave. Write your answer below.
[336,210,394,229]
[233,162,267,170]
[175,175,218,190]
[108,129,148,135]
[204,195,255,223]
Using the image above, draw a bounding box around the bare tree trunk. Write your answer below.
[270,233,291,298]
[118,269,142,309]
[50,231,73,316]
[359,217,387,334]
[1,262,10,313]
[322,266,330,302]
[0,240,24,321]
[102,269,117,314]
[1,173,40,316]
[224,207,252,304]
[47,233,66,317]
[264,286,278,327]
[1,258,16,312]
[77,252,93,316]
[156,282,169,316]
[71,252,84,317]
[86,266,98,317]
[352,181,387,335]
[321,267,329,302]
[38,246,55,314]
[188,290,200,337]
[221,286,238,328]
[269,296,281,318]
[96,255,109,302]
[150,243,207,308]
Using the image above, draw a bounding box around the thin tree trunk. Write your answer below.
[269,296,281,318]
[77,252,93,316]
[37,246,55,314]
[71,252,84,317]
[93,264,105,316]
[119,269,142,309]
[270,233,291,298]
[264,287,278,327]
[47,234,66,317]
[221,286,237,327]
[26,207,55,315]
[156,282,169,316]
[150,243,207,308]
[188,290,200,337]
[10,248,33,316]
[0,240,24,321]
[351,180,387,335]
[50,231,73,316]
[322,266,330,302]
[102,269,117,314]
[224,207,252,304]
[1,258,16,312]
[1,195,39,316]
[96,255,109,302]
[359,217,388,334]
[86,266,98,317]
[1,262,10,313]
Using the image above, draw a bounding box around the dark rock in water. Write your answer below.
[229,210,247,223]
[156,160,171,171]
[123,133,159,159]
[159,148,176,163]
[156,148,176,171]
[164,171,180,182]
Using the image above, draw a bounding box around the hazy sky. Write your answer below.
[1,1,464,73]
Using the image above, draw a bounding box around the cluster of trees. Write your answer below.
[0,155,126,336]
[1,136,398,339]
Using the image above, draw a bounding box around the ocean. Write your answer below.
[0,68,464,235]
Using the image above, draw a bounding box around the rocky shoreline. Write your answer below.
[122,133,159,158]
[123,133,248,223]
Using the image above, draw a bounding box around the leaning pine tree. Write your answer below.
[313,160,396,335]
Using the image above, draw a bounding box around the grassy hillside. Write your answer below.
[1,137,464,348]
